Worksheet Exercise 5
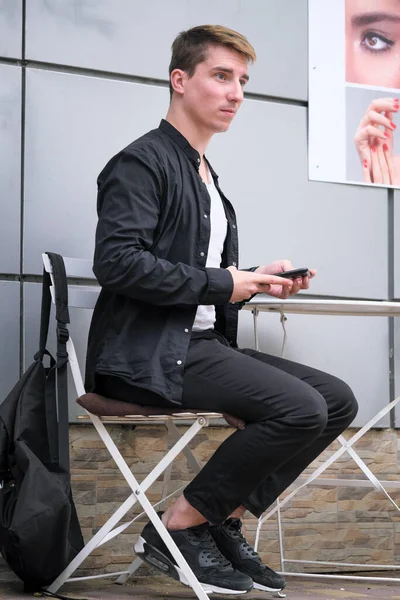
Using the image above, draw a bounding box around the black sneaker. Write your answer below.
[134,514,253,595]
[209,518,286,593]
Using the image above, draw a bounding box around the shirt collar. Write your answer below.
[158,119,218,179]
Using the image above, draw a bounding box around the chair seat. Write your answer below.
[76,393,245,427]
[77,392,221,418]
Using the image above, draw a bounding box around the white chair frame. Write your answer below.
[42,253,229,600]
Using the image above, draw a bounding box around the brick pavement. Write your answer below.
[1,575,400,600]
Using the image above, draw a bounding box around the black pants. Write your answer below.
[96,330,358,525]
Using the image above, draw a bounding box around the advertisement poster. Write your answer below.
[309,0,400,188]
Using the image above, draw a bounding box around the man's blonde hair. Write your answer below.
[169,25,256,98]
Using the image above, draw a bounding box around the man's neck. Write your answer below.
[165,106,212,159]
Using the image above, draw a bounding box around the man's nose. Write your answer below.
[227,81,244,103]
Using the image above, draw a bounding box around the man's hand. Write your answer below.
[255,260,316,299]
[227,266,293,303]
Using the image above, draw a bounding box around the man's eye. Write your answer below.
[361,31,394,53]
[216,73,227,80]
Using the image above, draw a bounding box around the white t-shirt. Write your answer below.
[193,173,228,331]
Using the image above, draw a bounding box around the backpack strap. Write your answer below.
[35,269,53,360]
[45,252,71,473]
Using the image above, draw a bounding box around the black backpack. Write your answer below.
[0,253,84,593]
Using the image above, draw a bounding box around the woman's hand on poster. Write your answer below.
[354,98,400,185]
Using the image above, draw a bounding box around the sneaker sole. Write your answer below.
[134,536,251,595]
[253,581,286,593]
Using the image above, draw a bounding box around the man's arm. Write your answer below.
[93,151,233,307]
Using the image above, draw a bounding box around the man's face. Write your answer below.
[176,45,249,134]
[346,0,400,87]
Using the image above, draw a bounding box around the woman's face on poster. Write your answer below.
[346,0,400,88]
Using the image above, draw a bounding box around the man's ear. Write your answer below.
[170,69,186,96]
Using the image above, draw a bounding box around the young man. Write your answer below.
[86,25,358,596]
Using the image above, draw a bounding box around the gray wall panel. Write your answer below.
[394,315,400,427]
[0,282,20,403]
[25,0,307,100]
[394,193,400,299]
[238,310,390,428]
[24,69,169,273]
[0,0,22,59]
[24,282,91,421]
[0,64,21,273]
[209,100,388,299]
[385,137,400,426]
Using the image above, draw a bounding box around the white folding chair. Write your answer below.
[42,252,231,600]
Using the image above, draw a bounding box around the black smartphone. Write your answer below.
[272,267,310,279]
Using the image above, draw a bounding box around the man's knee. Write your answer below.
[329,377,359,424]
[279,387,329,436]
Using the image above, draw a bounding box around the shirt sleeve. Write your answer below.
[93,150,233,307]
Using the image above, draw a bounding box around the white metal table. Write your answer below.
[242,296,400,583]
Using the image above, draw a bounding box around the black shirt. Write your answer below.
[85,119,242,405]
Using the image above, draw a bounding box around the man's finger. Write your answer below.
[289,280,301,295]
[223,413,246,429]
[256,274,292,287]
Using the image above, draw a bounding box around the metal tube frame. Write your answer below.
[251,307,400,583]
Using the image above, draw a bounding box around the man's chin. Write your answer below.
[213,122,231,133]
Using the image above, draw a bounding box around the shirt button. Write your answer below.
[200,252,205,257]
[184,328,189,333]
[204,214,208,219]
[177,360,182,365]
[232,262,237,266]
[197,158,200,163]
[232,224,236,229]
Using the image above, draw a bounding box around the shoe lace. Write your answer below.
[188,525,231,568]
[226,519,263,565]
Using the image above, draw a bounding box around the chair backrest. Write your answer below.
[42,253,100,310]
[42,253,99,399]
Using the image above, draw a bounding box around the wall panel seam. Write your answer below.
[19,0,26,377]
[5,58,307,107]
[387,189,395,426]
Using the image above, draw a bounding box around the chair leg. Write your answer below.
[131,475,210,599]
[95,415,210,599]
[115,557,143,585]
[122,420,200,583]
[160,425,174,510]
[47,495,138,593]
[167,420,202,474]
[48,415,211,600]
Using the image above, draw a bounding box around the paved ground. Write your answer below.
[1,574,400,600]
